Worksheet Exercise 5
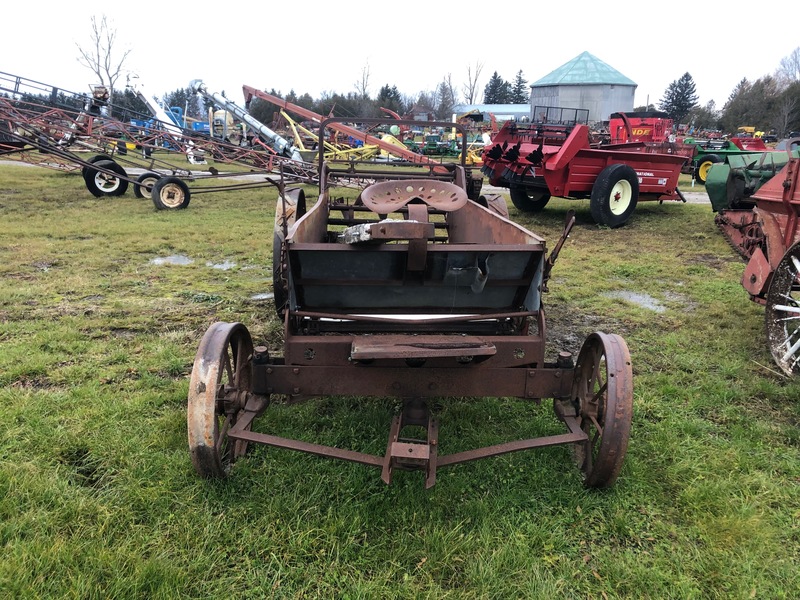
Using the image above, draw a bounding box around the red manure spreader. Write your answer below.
[481,112,691,228]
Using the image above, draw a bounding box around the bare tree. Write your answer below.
[463,61,484,104]
[354,62,371,99]
[76,15,132,103]
[773,94,798,136]
[776,47,800,88]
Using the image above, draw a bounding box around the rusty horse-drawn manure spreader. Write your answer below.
[187,118,633,489]
[481,110,690,228]
[713,138,800,375]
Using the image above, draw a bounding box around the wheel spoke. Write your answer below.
[782,335,800,363]
[218,413,233,446]
[589,414,603,437]
[790,255,800,278]
[774,304,800,314]
[590,348,603,387]
[234,336,249,384]
[589,381,608,406]
[222,346,234,383]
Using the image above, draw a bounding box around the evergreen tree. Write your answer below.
[161,87,203,123]
[658,72,699,123]
[483,72,511,104]
[719,76,781,134]
[376,84,404,115]
[110,88,150,122]
[510,70,529,104]
[435,78,457,120]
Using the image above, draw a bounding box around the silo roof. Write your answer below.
[532,51,636,87]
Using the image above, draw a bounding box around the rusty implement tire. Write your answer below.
[188,322,254,478]
[152,176,190,210]
[572,332,633,488]
[83,159,129,197]
[590,164,639,228]
[133,172,160,200]
[765,241,800,376]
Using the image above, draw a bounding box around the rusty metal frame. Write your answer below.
[185,117,634,488]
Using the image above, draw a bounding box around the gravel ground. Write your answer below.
[481,183,710,205]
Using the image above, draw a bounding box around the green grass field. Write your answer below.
[1,164,799,598]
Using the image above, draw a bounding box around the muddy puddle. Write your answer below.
[149,254,193,266]
[603,291,666,313]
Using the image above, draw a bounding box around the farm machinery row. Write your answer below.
[0,71,490,211]
[0,71,324,209]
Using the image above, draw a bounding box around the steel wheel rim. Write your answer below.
[609,180,632,215]
[138,176,158,199]
[93,171,122,194]
[698,161,713,182]
[158,183,188,209]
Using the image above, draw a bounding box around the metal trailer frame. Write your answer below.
[0,75,318,209]
[186,118,634,489]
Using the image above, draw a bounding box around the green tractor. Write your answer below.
[687,136,773,184]
[705,141,800,211]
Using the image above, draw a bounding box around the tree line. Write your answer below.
[646,48,800,135]
[21,14,797,139]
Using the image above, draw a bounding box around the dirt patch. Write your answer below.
[543,303,629,359]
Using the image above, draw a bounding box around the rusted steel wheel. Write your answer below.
[151,176,190,210]
[765,241,800,376]
[572,332,633,488]
[188,322,254,478]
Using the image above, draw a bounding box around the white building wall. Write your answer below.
[530,84,636,123]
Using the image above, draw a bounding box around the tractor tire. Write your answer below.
[509,185,551,212]
[589,164,639,228]
[83,159,129,197]
[151,176,191,210]
[696,153,722,184]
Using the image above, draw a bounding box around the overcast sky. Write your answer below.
[3,1,796,112]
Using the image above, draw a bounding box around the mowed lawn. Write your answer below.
[0,163,799,598]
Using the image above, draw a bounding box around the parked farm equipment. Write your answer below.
[0,71,319,210]
[687,136,774,184]
[712,139,800,375]
[186,117,633,489]
[481,116,689,227]
[241,85,486,202]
